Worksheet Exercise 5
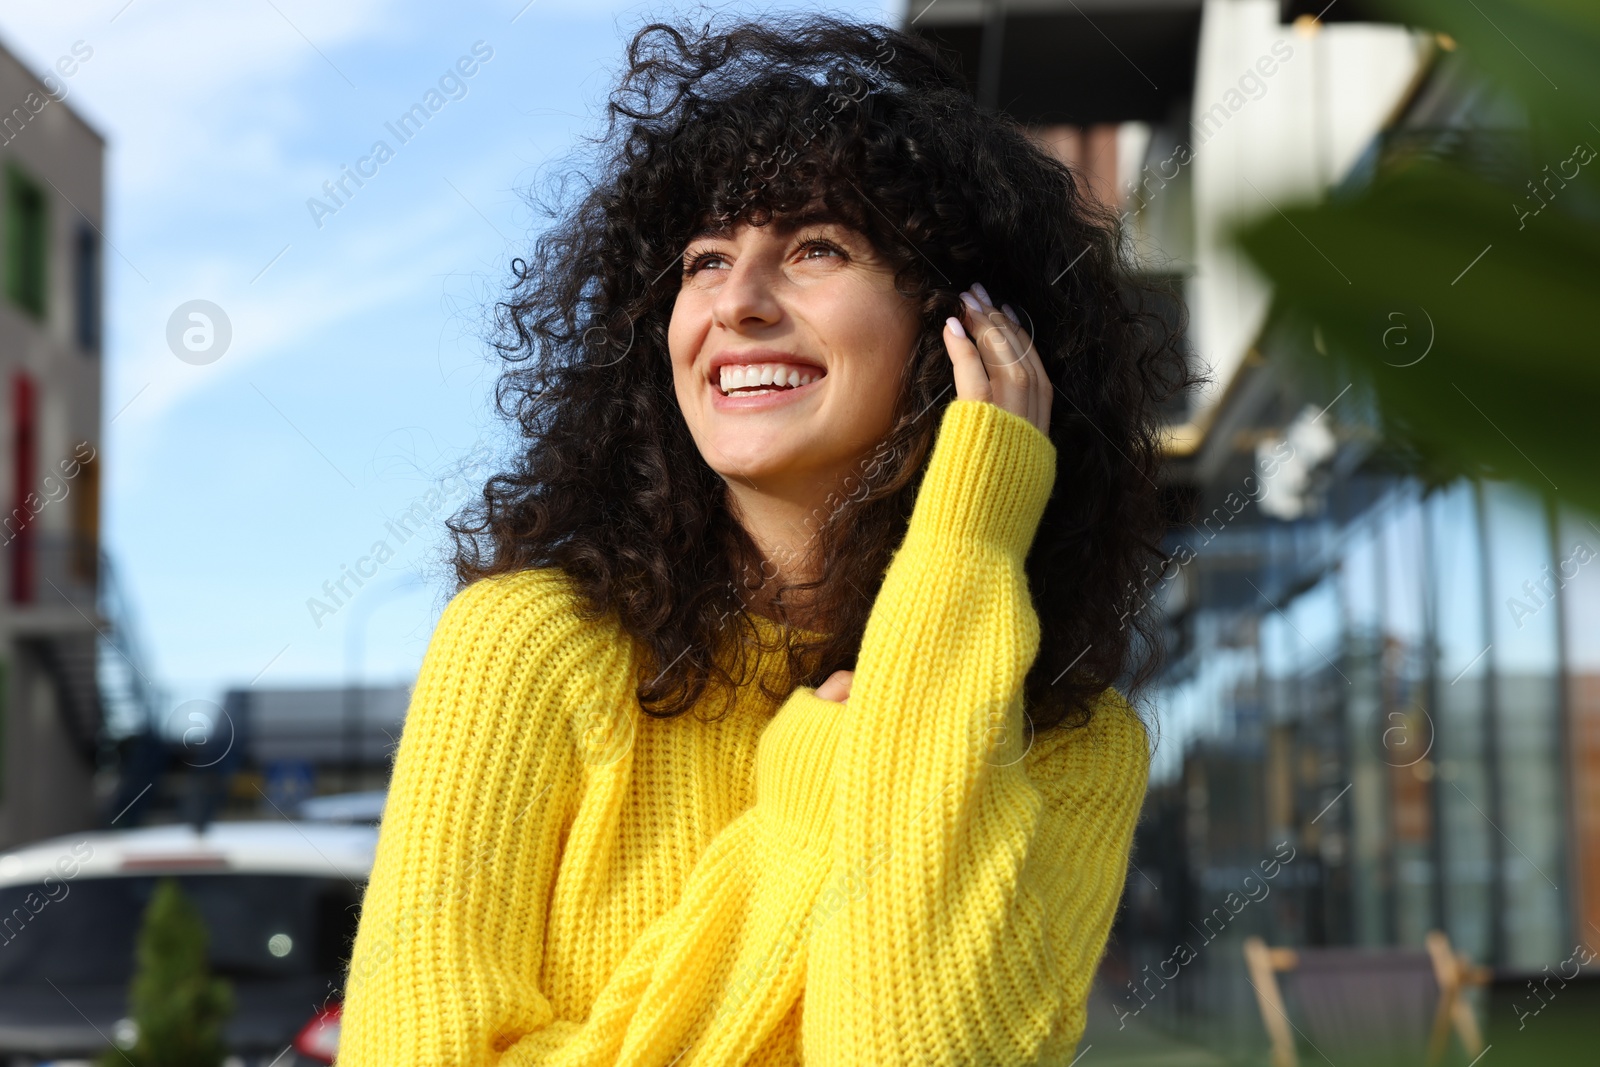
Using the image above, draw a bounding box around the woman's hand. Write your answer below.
[943,282,1051,437]
[816,669,854,704]
[819,284,1043,712]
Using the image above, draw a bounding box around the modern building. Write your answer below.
[225,682,411,802]
[909,0,1597,1049]
[1123,38,1600,1040]
[0,35,106,851]
[99,680,412,828]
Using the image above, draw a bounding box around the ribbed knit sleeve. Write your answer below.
[336,569,609,1066]
[801,398,1151,1064]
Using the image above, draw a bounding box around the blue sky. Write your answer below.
[0,0,899,720]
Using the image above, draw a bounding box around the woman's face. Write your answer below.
[668,211,923,503]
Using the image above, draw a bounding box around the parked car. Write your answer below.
[294,790,386,825]
[0,819,373,1066]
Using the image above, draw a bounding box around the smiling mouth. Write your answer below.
[714,363,826,397]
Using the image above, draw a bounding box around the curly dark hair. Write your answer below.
[447,10,1192,734]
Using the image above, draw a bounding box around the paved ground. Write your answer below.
[1050,977,1600,1066]
[1047,990,1237,1067]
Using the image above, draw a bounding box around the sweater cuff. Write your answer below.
[753,687,846,850]
[904,400,1057,558]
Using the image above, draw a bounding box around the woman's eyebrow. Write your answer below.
[686,221,734,243]
[778,206,848,232]
[685,208,851,245]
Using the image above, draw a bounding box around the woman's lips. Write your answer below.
[710,374,824,411]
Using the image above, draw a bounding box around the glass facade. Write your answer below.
[1100,41,1599,1052]
[1128,473,1595,994]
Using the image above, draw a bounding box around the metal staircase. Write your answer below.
[94,550,171,825]
[95,549,166,739]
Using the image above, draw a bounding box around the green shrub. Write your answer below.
[99,878,235,1067]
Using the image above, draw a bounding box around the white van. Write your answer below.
[0,819,374,1067]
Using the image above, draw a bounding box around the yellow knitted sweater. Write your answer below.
[337,399,1149,1066]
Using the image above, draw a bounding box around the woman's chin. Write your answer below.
[706,439,824,489]
[709,451,796,485]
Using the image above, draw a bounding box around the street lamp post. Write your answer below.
[342,574,424,792]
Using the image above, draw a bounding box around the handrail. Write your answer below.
[95,548,168,738]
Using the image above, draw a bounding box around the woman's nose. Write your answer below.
[710,255,782,331]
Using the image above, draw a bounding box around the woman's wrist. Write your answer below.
[904,398,1057,558]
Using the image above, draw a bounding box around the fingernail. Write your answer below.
[945,316,967,340]
[972,282,992,305]
[1001,303,1020,326]
[959,291,982,313]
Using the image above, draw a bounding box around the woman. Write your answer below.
[337,13,1187,1066]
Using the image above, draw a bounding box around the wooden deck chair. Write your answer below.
[1242,931,1490,1067]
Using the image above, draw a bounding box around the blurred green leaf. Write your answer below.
[1392,0,1600,141]
[1233,0,1600,517]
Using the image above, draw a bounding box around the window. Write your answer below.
[74,225,99,352]
[5,165,48,320]
[0,874,364,986]
[70,450,98,585]
[1481,480,1567,967]
[7,372,37,604]
[0,658,7,803]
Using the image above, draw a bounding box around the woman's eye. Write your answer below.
[684,251,725,275]
[799,240,842,261]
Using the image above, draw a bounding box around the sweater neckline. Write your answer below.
[745,609,830,644]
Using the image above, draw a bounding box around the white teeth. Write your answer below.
[717,362,824,394]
